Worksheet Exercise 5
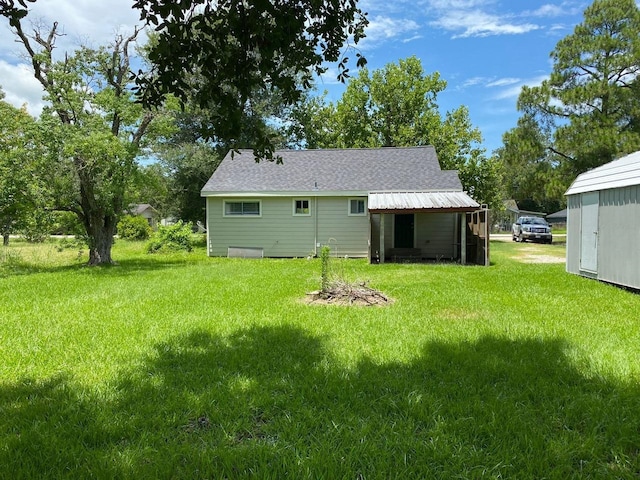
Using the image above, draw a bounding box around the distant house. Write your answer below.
[129,204,159,229]
[546,209,567,227]
[201,147,489,265]
[565,151,640,289]
[493,199,546,231]
[504,199,546,224]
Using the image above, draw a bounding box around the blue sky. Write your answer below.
[0,1,599,154]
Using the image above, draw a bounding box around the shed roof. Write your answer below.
[368,191,479,212]
[565,150,640,195]
[201,146,463,195]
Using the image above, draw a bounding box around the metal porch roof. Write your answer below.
[368,191,480,212]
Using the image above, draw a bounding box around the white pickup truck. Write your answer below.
[512,216,552,244]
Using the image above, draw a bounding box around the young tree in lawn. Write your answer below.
[289,57,504,208]
[517,0,640,182]
[4,18,159,265]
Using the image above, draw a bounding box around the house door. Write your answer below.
[394,214,414,248]
[580,192,599,273]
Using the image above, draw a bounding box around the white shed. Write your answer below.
[565,151,640,289]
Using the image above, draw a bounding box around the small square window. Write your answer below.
[294,199,311,215]
[349,199,366,215]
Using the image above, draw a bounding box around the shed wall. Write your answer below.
[566,194,581,275]
[597,185,640,288]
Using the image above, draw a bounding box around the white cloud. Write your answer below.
[360,15,421,48]
[432,9,540,38]
[317,67,345,86]
[491,74,547,100]
[0,61,46,116]
[0,1,145,115]
[0,0,143,61]
[486,77,521,87]
[462,76,489,88]
[526,4,565,17]
[402,35,423,43]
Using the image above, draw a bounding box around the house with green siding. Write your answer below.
[201,146,488,264]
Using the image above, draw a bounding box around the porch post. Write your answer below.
[460,212,467,265]
[380,213,385,264]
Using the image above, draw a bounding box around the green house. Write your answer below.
[201,146,488,264]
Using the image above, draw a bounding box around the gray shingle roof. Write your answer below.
[201,146,463,194]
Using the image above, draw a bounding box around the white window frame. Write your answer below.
[223,200,262,217]
[293,198,311,216]
[348,198,366,216]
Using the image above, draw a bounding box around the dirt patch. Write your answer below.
[304,281,393,307]
[519,255,565,264]
[512,246,565,264]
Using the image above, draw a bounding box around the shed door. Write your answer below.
[580,192,599,273]
[394,214,414,248]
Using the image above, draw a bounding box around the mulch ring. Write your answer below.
[304,280,393,306]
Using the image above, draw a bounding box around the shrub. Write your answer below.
[50,211,84,236]
[20,209,54,243]
[146,221,193,253]
[117,215,152,241]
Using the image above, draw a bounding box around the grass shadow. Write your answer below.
[2,327,639,477]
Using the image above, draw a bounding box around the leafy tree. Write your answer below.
[0,89,45,245]
[289,57,504,208]
[495,115,564,213]
[517,0,640,186]
[128,163,171,221]
[155,143,222,224]
[129,0,369,160]
[1,17,162,265]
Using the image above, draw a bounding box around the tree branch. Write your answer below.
[548,146,574,162]
[131,111,155,148]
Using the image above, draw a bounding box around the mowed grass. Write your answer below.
[1,238,639,478]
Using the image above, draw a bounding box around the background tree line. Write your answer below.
[2,0,639,262]
[495,0,640,214]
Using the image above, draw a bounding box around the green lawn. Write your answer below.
[1,239,639,478]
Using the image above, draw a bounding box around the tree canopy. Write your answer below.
[133,0,368,160]
[289,57,503,208]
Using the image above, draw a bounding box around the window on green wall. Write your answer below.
[349,198,366,215]
[224,200,261,216]
[293,199,311,216]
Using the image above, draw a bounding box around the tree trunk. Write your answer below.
[85,212,117,266]
[2,233,8,247]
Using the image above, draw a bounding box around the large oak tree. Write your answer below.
[0,14,158,265]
